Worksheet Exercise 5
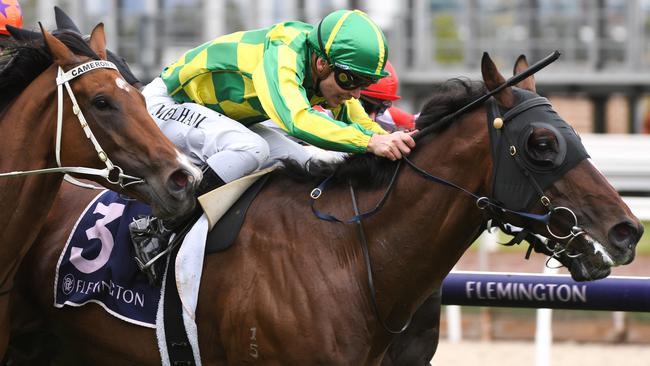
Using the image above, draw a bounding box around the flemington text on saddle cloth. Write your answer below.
[53,190,160,328]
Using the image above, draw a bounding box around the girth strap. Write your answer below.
[349,183,412,334]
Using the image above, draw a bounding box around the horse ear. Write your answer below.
[39,23,81,67]
[481,52,514,108]
[513,54,536,92]
[54,6,83,33]
[7,25,42,42]
[88,23,108,60]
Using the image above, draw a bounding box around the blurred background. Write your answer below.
[14,0,650,365]
[17,0,650,135]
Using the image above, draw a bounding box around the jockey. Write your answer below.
[142,9,416,193]
[360,61,416,131]
[133,9,417,273]
[0,0,22,53]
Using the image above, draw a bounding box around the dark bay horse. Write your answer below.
[13,53,642,365]
[0,24,200,360]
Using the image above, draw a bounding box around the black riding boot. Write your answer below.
[196,165,226,196]
[129,166,226,285]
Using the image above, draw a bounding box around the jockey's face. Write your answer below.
[315,57,362,108]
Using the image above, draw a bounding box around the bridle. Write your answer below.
[0,60,144,188]
[310,51,592,334]
[0,60,144,298]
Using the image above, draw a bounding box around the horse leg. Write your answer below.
[381,289,442,366]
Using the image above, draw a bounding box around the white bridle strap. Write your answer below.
[55,60,118,84]
[0,60,144,187]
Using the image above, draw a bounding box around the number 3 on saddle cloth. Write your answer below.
[54,170,271,327]
[54,190,161,327]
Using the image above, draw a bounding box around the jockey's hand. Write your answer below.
[367,130,418,161]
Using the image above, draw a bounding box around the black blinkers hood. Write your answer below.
[487,88,589,211]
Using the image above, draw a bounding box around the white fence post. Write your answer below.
[446,304,462,342]
[535,258,559,366]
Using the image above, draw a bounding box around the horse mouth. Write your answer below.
[129,181,197,220]
[569,259,611,282]
[564,232,616,282]
[152,187,196,220]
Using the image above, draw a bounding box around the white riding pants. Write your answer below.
[143,77,313,182]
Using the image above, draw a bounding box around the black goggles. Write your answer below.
[316,19,378,91]
[360,95,392,116]
[333,68,376,90]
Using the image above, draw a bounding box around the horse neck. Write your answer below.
[0,65,59,172]
[0,65,63,275]
[365,110,492,328]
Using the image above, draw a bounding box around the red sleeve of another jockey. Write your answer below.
[386,106,415,130]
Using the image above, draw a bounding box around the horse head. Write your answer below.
[34,24,201,218]
[480,53,643,281]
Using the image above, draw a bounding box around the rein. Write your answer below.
[0,60,144,188]
[415,50,561,140]
[312,154,559,334]
[310,50,590,335]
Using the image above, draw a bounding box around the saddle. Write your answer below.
[163,168,271,365]
[197,167,273,253]
[202,171,270,253]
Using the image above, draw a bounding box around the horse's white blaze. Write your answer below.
[589,237,615,266]
[177,151,202,182]
[115,77,131,92]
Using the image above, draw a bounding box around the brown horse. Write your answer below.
[12,53,642,365]
[0,25,200,360]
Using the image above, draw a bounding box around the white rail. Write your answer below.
[582,133,650,195]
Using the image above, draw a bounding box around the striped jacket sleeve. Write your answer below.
[341,98,388,135]
[252,40,386,153]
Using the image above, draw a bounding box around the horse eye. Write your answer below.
[92,96,111,110]
[535,139,552,151]
[527,129,558,167]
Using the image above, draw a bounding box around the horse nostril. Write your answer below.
[169,170,190,191]
[608,221,639,248]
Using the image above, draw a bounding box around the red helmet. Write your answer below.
[0,0,23,36]
[361,60,400,101]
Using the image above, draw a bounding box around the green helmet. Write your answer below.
[308,9,390,79]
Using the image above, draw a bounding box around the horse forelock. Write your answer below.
[279,78,488,188]
[0,31,100,112]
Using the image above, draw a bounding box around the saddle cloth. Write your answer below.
[54,190,159,327]
[54,168,273,357]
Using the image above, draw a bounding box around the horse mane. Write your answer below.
[279,77,487,188]
[415,78,487,134]
[0,31,100,112]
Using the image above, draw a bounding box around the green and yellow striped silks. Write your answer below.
[161,19,386,153]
